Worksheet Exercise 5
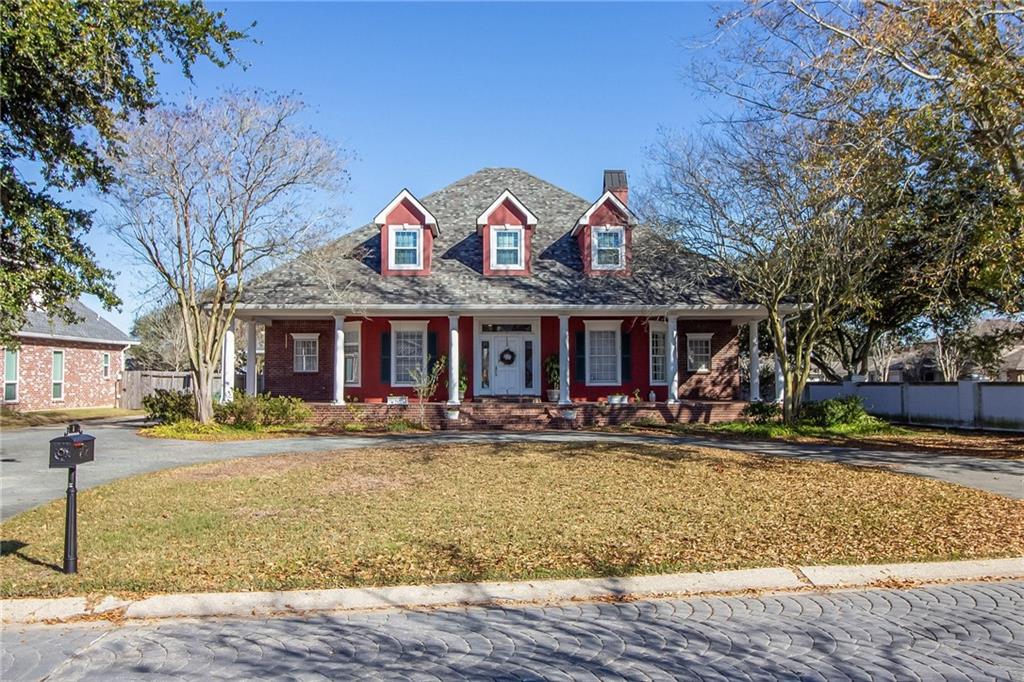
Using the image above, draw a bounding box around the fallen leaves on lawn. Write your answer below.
[2,442,1022,599]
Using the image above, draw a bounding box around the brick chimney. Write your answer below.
[603,169,628,206]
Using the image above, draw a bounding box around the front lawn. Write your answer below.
[0,407,143,429]
[619,421,1024,459]
[2,442,1022,598]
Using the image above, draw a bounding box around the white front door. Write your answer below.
[490,335,523,396]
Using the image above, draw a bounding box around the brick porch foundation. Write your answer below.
[310,400,747,431]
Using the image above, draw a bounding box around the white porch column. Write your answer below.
[774,323,786,403]
[558,314,571,405]
[666,315,679,404]
[220,325,235,404]
[333,315,345,405]
[447,315,460,405]
[748,321,760,402]
[245,321,258,395]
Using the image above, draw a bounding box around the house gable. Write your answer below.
[476,189,536,276]
[573,191,635,277]
[375,189,437,277]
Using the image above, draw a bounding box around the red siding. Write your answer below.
[379,198,433,277]
[263,316,741,403]
[480,199,532,277]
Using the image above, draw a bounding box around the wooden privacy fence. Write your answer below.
[120,371,193,409]
[120,370,250,409]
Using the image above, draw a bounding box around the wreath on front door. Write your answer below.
[499,348,516,365]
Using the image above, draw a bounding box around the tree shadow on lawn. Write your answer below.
[542,441,788,472]
[0,539,62,573]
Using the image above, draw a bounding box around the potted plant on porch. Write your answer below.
[543,354,560,402]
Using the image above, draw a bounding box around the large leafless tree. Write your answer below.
[104,92,349,422]
[644,123,896,421]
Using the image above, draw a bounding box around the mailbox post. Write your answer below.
[49,423,95,574]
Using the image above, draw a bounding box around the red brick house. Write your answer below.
[2,301,134,412]
[229,169,782,426]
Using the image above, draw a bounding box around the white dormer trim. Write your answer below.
[374,189,439,236]
[571,190,638,235]
[476,189,538,227]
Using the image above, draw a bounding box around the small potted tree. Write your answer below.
[543,354,560,402]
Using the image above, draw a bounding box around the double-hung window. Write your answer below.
[686,333,713,373]
[649,322,667,384]
[343,322,361,386]
[592,226,625,270]
[292,333,319,373]
[490,226,523,269]
[3,349,18,402]
[101,352,111,379]
[388,225,422,269]
[52,350,64,400]
[585,320,621,386]
[391,321,427,386]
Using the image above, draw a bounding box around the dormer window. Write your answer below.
[490,226,524,270]
[592,226,625,270]
[388,224,423,270]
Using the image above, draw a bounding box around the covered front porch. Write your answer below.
[224,307,784,411]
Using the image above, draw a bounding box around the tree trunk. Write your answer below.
[192,362,216,424]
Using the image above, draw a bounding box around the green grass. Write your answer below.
[2,441,1022,598]
[710,419,908,439]
[0,407,143,429]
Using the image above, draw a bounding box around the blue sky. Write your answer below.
[82,1,728,331]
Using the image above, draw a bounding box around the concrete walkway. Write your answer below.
[2,420,1022,518]
[4,581,1023,680]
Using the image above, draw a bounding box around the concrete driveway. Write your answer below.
[2,420,1021,519]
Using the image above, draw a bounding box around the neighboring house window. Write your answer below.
[490,226,524,269]
[102,352,111,379]
[3,348,17,402]
[592,226,625,270]
[388,224,423,269]
[649,323,667,384]
[292,333,319,373]
[52,350,65,400]
[585,320,621,385]
[391,321,428,386]
[686,333,713,373]
[343,322,361,386]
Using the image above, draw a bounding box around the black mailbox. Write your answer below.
[49,428,95,468]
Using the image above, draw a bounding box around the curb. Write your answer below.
[2,557,1021,625]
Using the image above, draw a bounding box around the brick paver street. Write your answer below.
[4,582,1022,680]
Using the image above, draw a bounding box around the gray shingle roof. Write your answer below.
[240,168,742,309]
[20,300,133,345]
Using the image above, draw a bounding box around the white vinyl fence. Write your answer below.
[804,380,1024,431]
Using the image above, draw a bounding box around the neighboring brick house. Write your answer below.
[2,301,134,412]
[228,168,788,422]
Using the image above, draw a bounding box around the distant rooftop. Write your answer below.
[20,300,133,345]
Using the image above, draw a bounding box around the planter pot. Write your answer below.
[608,395,627,405]
[546,389,559,402]
[365,397,384,404]
[458,389,466,402]
[445,409,460,421]
[386,395,408,405]
[560,409,577,421]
